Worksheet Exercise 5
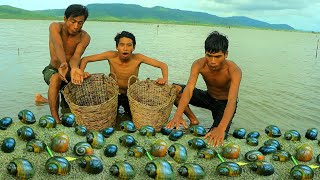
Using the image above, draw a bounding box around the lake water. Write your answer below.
[0,19,319,134]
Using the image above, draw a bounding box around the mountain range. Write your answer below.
[0,3,294,31]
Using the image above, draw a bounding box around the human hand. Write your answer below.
[165,115,188,129]
[58,62,69,83]
[204,127,225,147]
[83,72,90,79]
[156,77,167,85]
[71,68,84,85]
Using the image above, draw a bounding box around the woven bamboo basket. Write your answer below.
[127,75,176,132]
[62,73,119,131]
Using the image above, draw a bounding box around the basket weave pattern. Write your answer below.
[62,73,119,130]
[127,76,176,131]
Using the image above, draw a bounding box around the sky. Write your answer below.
[0,0,319,32]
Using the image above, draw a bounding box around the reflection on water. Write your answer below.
[0,19,319,134]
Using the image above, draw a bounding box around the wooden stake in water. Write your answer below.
[316,39,319,58]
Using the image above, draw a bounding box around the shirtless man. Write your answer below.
[166,31,242,147]
[42,4,90,123]
[80,31,168,116]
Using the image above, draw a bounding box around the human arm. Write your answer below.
[139,54,168,84]
[204,64,242,147]
[80,51,116,71]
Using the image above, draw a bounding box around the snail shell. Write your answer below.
[284,130,301,141]
[73,142,93,156]
[38,115,56,128]
[119,134,136,148]
[197,148,217,159]
[258,145,278,155]
[246,131,260,139]
[246,137,259,146]
[317,154,320,164]
[160,126,172,135]
[150,139,168,157]
[17,126,36,141]
[178,163,206,179]
[290,165,314,180]
[50,132,69,153]
[78,155,103,174]
[167,143,188,163]
[104,144,118,157]
[139,125,156,137]
[245,150,264,162]
[61,113,76,127]
[120,120,136,133]
[86,131,105,149]
[295,144,313,162]
[221,143,240,159]
[232,128,246,139]
[109,161,136,179]
[216,162,242,177]
[45,156,70,175]
[127,145,146,158]
[18,109,36,124]
[168,130,184,141]
[263,139,282,150]
[265,125,282,137]
[272,150,291,162]
[75,125,88,136]
[305,128,318,140]
[1,137,16,153]
[188,138,207,150]
[0,117,13,130]
[249,161,275,176]
[100,127,114,138]
[6,158,35,179]
[189,125,207,137]
[145,159,174,179]
[26,139,46,153]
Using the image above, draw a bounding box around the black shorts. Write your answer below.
[176,84,237,133]
[118,94,132,117]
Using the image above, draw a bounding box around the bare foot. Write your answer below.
[190,119,199,126]
[35,93,48,103]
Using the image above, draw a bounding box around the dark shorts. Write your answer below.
[118,93,132,117]
[175,83,238,134]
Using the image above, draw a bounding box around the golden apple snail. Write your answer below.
[265,125,281,137]
[38,115,56,128]
[7,158,34,179]
[178,163,206,179]
[119,134,136,148]
[45,156,70,175]
[244,150,264,162]
[232,128,246,139]
[0,117,13,130]
[249,161,275,176]
[17,126,36,141]
[284,130,301,141]
[197,148,217,159]
[258,145,277,155]
[1,137,16,153]
[139,125,156,137]
[75,125,88,136]
[188,138,207,150]
[246,131,260,139]
[104,144,118,157]
[216,162,242,177]
[305,128,318,140]
[120,120,136,133]
[167,143,188,163]
[168,130,184,141]
[78,155,103,174]
[61,113,76,127]
[127,145,146,158]
[18,109,36,124]
[295,144,313,162]
[160,126,172,135]
[290,165,314,180]
[100,127,114,138]
[150,139,168,157]
[86,131,105,149]
[272,150,291,162]
[73,142,93,156]
[263,139,282,150]
[246,137,259,146]
[50,132,69,153]
[145,159,174,179]
[26,139,46,153]
[189,125,207,136]
[109,161,136,179]
[221,143,240,159]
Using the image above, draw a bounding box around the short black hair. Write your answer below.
[64,4,89,21]
[114,31,136,47]
[205,31,228,54]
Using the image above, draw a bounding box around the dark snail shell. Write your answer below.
[161,126,172,135]
[232,128,246,139]
[18,109,36,124]
[127,145,146,158]
[167,143,188,163]
[150,139,168,157]
[290,165,314,180]
[145,159,174,179]
[100,127,114,138]
[74,125,88,136]
[109,162,136,179]
[26,139,46,153]
[272,150,291,162]
[178,163,206,179]
[316,154,320,164]
[17,126,36,141]
[1,137,16,153]
[221,143,241,159]
[51,132,69,153]
[246,131,260,139]
[295,144,313,162]
[119,134,136,148]
[0,117,13,130]
[249,161,275,176]
[245,150,264,162]
[246,137,259,146]
[305,128,318,140]
[45,156,71,175]
[78,155,103,174]
[38,115,56,128]
[120,120,136,133]
[189,125,207,137]
[197,148,217,159]
[61,113,76,127]
[6,158,35,179]
[168,130,184,141]
[139,125,156,137]
[73,142,93,156]
[104,144,118,157]
[86,131,105,149]
[284,130,301,141]
[188,138,207,150]
[265,125,282,137]
[258,145,278,155]
[263,139,282,150]
[216,162,242,177]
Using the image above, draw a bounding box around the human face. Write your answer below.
[116,37,135,60]
[205,51,228,71]
[64,16,85,35]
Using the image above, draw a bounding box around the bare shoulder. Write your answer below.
[193,57,206,68]
[49,22,62,30]
[226,60,242,75]
[132,53,147,62]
